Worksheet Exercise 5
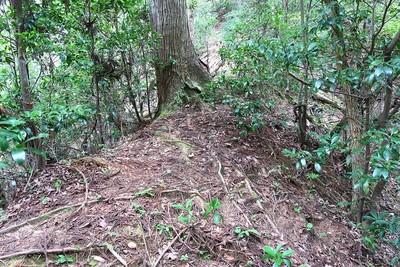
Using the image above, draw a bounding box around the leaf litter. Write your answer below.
[0,105,394,266]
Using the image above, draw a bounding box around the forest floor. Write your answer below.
[0,105,396,267]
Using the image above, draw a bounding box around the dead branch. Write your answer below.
[217,159,229,194]
[244,177,283,239]
[104,170,121,179]
[140,221,152,265]
[64,165,89,213]
[106,245,128,267]
[0,244,96,260]
[0,199,100,236]
[0,194,140,236]
[217,159,252,227]
[288,71,365,99]
[312,92,343,110]
[153,227,187,267]
[288,71,310,86]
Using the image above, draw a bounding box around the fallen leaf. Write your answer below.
[92,255,106,262]
[99,219,107,228]
[128,241,137,249]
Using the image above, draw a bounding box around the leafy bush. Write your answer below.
[0,118,47,168]
[263,244,295,267]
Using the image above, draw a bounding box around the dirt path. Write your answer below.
[1,106,385,267]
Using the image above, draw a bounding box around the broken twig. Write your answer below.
[153,227,187,267]
[217,159,253,227]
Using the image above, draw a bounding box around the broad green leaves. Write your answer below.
[263,244,295,267]
[0,119,48,167]
[11,148,26,165]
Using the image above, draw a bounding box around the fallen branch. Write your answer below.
[64,165,89,214]
[0,244,96,260]
[244,177,283,239]
[140,221,152,266]
[23,168,35,193]
[106,245,128,267]
[217,159,252,227]
[0,194,140,236]
[312,92,343,110]
[0,202,91,236]
[104,170,121,179]
[153,227,187,267]
[217,159,229,194]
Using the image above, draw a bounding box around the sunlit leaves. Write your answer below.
[11,148,26,165]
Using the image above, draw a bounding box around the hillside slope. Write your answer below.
[0,105,389,266]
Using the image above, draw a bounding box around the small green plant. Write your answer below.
[282,133,342,173]
[306,223,313,231]
[204,197,223,225]
[199,249,212,260]
[273,181,281,188]
[171,199,195,224]
[131,202,146,215]
[40,196,48,204]
[101,167,110,174]
[54,179,62,189]
[272,181,284,195]
[180,254,189,261]
[263,244,295,267]
[107,231,118,237]
[362,211,400,254]
[0,118,48,168]
[293,203,301,213]
[135,187,155,197]
[55,254,74,265]
[305,173,319,180]
[156,224,174,239]
[234,226,260,239]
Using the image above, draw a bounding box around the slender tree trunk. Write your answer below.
[87,0,104,145]
[121,51,143,124]
[296,0,310,147]
[141,46,153,120]
[11,0,46,170]
[323,0,364,220]
[150,0,211,115]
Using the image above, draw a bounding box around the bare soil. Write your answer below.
[0,105,393,266]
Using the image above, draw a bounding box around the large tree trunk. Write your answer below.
[150,0,211,115]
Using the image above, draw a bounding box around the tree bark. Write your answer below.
[150,0,211,115]
[323,0,364,220]
[11,0,46,170]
